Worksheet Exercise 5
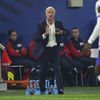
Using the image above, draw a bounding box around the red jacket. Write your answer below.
[1,50,12,65]
[6,40,27,57]
[6,41,21,56]
[67,41,83,58]
[59,41,83,59]
[59,45,72,59]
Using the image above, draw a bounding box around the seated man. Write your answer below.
[71,27,95,66]
[6,29,37,80]
[59,43,85,86]
[70,27,96,86]
[71,27,89,54]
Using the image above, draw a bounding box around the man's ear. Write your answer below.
[98,6,100,13]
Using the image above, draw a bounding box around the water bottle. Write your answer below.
[45,80,50,94]
[26,86,30,96]
[30,84,34,95]
[53,80,58,95]
[35,87,41,95]
[30,80,35,87]
[34,80,40,95]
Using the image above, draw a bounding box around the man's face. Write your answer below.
[72,29,80,39]
[45,8,55,20]
[10,31,17,41]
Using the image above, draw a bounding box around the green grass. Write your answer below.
[0,87,100,100]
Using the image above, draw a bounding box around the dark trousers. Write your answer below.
[39,46,63,92]
[60,56,75,86]
[12,57,37,69]
[60,56,74,72]
[75,57,95,68]
[60,56,84,72]
[60,56,84,86]
[11,57,37,80]
[74,57,96,86]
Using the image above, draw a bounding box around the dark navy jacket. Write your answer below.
[35,20,66,47]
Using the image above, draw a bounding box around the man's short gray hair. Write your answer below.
[45,6,56,13]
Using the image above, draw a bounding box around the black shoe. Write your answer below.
[48,91,52,94]
[31,93,34,95]
[58,89,64,94]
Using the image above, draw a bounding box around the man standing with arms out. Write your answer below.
[82,0,100,82]
[36,6,66,94]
